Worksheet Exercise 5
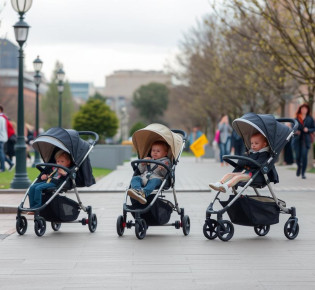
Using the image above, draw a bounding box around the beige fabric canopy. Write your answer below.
[132,123,184,159]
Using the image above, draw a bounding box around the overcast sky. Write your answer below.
[1,0,211,87]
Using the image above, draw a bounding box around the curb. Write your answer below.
[0,206,17,214]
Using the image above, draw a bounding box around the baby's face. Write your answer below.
[151,144,167,160]
[250,135,267,152]
[56,155,71,167]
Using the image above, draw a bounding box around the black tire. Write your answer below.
[135,219,147,240]
[34,217,46,237]
[16,216,28,235]
[116,215,125,236]
[51,222,61,231]
[254,225,270,236]
[88,213,97,233]
[217,220,234,242]
[284,218,299,240]
[182,215,190,236]
[203,219,218,240]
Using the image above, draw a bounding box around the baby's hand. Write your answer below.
[41,174,47,180]
[58,168,67,176]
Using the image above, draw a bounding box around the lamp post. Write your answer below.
[56,67,65,128]
[10,0,33,189]
[32,55,43,167]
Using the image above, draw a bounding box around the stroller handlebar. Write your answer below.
[36,163,73,174]
[171,129,187,140]
[276,118,299,132]
[222,155,262,169]
[78,131,99,144]
[131,159,172,174]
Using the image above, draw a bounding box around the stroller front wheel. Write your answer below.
[182,215,190,236]
[135,219,147,240]
[88,213,98,233]
[34,217,46,237]
[51,222,61,231]
[16,216,28,235]
[284,218,299,240]
[116,215,125,236]
[254,225,270,236]
[217,220,234,242]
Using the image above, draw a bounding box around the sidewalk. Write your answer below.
[1,157,315,289]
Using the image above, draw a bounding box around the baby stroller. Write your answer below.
[116,123,190,239]
[203,113,299,241]
[16,128,99,237]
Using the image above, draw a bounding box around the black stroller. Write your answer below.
[116,123,190,239]
[16,128,99,237]
[203,113,299,241]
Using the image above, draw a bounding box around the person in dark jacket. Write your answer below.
[292,103,315,179]
[231,129,245,156]
[28,150,72,209]
[209,132,270,192]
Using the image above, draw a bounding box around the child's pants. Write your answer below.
[130,176,162,197]
[28,182,56,208]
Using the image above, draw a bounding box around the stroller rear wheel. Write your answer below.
[284,218,299,240]
[16,216,28,235]
[34,217,46,237]
[203,219,218,240]
[51,222,61,231]
[254,225,270,236]
[217,220,234,242]
[116,215,125,236]
[135,219,147,240]
[88,213,98,233]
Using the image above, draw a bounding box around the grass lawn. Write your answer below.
[0,167,112,189]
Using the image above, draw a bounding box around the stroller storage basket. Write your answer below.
[129,194,173,226]
[220,195,280,226]
[40,192,80,222]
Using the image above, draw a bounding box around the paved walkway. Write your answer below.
[0,157,315,289]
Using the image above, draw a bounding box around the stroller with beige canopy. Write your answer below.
[116,123,190,239]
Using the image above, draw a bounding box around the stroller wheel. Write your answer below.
[88,213,98,233]
[135,219,147,240]
[16,216,28,235]
[51,222,61,231]
[116,215,125,236]
[34,217,46,237]
[182,215,190,236]
[284,218,299,240]
[203,219,218,240]
[254,225,270,236]
[217,220,234,242]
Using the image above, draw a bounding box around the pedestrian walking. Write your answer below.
[218,115,232,166]
[0,104,8,172]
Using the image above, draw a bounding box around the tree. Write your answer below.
[213,0,315,114]
[132,82,169,123]
[129,121,146,137]
[41,61,74,129]
[72,98,118,143]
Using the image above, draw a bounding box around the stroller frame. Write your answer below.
[16,131,99,237]
[203,117,300,241]
[117,128,191,239]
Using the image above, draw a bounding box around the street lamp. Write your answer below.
[32,55,43,167]
[57,67,65,128]
[10,0,33,189]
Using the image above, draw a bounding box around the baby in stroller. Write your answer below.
[127,140,171,204]
[209,132,272,193]
[28,150,72,210]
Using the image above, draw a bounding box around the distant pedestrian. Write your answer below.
[292,103,315,179]
[189,126,203,162]
[0,104,8,172]
[231,129,245,156]
[218,115,232,166]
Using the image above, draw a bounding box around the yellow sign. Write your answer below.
[189,134,209,157]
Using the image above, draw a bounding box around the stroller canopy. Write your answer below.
[132,123,184,160]
[32,127,95,187]
[232,113,291,155]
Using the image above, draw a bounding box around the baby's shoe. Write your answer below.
[127,188,147,204]
[218,183,229,193]
[209,182,222,191]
